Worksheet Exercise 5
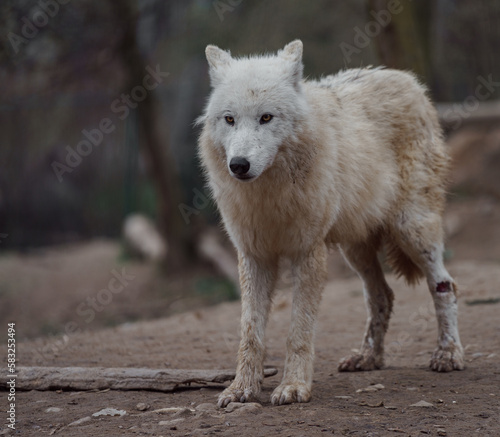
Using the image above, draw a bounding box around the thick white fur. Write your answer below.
[197,40,464,407]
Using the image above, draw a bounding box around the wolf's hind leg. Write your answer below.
[217,253,277,408]
[271,243,327,405]
[426,252,464,372]
[338,238,394,371]
[391,212,464,371]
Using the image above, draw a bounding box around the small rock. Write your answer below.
[358,400,384,408]
[437,430,447,436]
[225,402,262,414]
[409,400,435,408]
[92,408,126,417]
[334,396,352,399]
[487,353,497,359]
[224,402,245,413]
[154,407,194,418]
[173,407,196,418]
[136,403,150,411]
[45,407,61,413]
[68,416,92,427]
[471,352,484,359]
[195,403,218,413]
[159,418,185,426]
[356,383,385,393]
[384,405,398,410]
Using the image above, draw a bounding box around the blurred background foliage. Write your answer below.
[1,0,499,250]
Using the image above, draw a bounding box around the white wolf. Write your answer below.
[197,40,464,407]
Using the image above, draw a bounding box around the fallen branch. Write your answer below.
[0,367,277,392]
[437,100,500,128]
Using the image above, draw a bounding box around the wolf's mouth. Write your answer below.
[233,174,255,182]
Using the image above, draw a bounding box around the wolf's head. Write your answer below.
[199,40,308,182]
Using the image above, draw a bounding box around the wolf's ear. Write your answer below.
[278,40,303,89]
[205,45,232,87]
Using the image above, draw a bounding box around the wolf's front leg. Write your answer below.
[218,253,277,408]
[271,243,327,405]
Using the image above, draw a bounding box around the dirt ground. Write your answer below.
[0,195,499,436]
[2,126,500,436]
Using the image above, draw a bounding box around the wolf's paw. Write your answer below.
[430,346,465,372]
[217,383,259,408]
[271,381,311,405]
[338,352,382,372]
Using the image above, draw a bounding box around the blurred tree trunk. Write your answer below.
[115,1,191,271]
[368,0,431,80]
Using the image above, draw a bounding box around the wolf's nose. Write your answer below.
[229,157,250,176]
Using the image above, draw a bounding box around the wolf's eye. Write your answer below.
[260,114,273,124]
[225,116,235,125]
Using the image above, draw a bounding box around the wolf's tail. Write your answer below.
[384,239,424,286]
